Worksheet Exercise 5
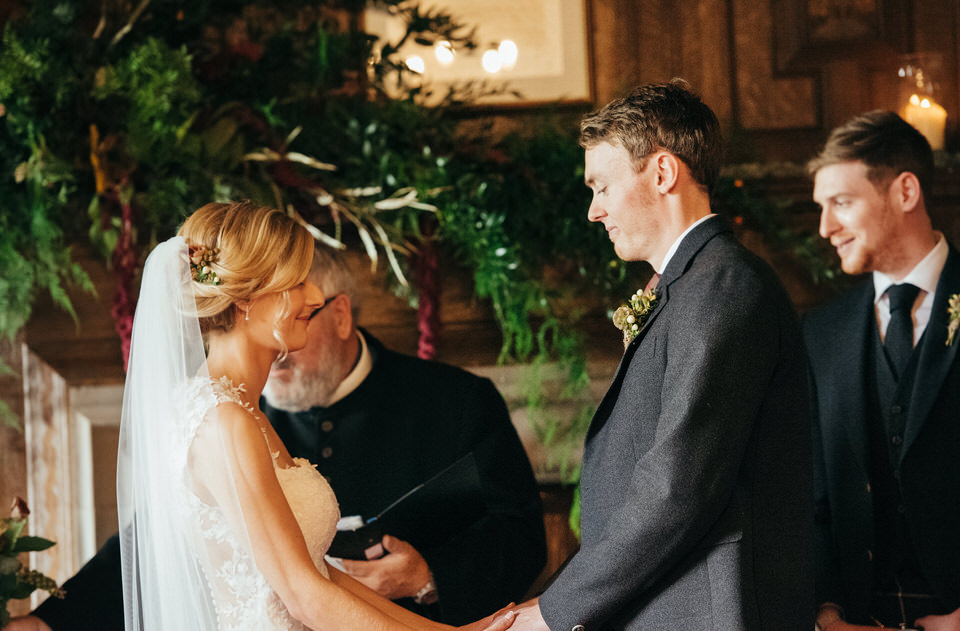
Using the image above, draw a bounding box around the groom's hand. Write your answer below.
[510,599,550,631]
[338,535,432,600]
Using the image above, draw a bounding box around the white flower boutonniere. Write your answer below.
[612,288,659,348]
[946,293,960,346]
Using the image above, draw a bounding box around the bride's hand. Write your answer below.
[457,603,517,631]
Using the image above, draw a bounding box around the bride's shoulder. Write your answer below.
[182,376,256,430]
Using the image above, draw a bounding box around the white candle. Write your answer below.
[903,94,947,150]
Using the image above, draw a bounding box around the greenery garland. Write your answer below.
[0,0,844,508]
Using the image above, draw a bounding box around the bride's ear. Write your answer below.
[235,301,251,323]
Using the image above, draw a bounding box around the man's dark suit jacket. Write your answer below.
[35,331,546,629]
[804,246,960,622]
[539,217,813,630]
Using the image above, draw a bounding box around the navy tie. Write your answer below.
[884,283,920,379]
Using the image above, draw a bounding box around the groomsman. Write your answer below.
[9,246,545,630]
[806,111,960,630]
[511,80,813,630]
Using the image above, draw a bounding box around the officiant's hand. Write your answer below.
[338,535,432,600]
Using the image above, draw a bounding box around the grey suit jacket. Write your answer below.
[540,217,813,631]
[804,246,960,622]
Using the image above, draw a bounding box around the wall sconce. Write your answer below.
[898,53,947,150]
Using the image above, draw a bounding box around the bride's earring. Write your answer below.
[245,308,250,322]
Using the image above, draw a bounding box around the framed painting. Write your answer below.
[365,0,592,107]
[772,0,910,71]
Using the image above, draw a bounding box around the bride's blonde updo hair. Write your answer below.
[178,201,314,336]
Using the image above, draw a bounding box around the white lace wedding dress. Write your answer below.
[179,377,341,630]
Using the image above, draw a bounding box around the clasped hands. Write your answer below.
[336,535,543,631]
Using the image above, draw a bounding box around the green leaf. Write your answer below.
[12,536,56,553]
[9,579,36,599]
[1,519,25,549]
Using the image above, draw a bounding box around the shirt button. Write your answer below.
[321,421,334,432]
[321,447,333,459]
[891,435,903,446]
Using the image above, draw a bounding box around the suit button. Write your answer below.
[321,447,333,458]
[891,435,903,446]
[572,626,586,631]
[321,420,334,432]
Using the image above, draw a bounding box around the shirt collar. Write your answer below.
[873,232,947,303]
[325,330,373,405]
[657,213,717,274]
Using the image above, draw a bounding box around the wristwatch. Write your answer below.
[414,577,439,605]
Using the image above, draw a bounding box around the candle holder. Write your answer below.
[898,53,947,150]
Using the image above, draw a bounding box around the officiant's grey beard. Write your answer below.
[264,350,340,411]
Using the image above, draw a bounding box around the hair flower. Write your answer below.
[188,244,222,285]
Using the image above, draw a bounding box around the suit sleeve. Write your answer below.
[34,533,124,631]
[418,378,547,625]
[540,273,796,629]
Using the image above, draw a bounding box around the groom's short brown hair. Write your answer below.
[579,78,723,194]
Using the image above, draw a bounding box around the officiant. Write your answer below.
[12,245,546,631]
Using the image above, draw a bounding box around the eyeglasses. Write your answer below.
[307,293,344,321]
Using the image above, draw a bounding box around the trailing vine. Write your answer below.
[0,0,844,486]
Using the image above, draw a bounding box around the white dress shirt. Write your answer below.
[657,214,718,274]
[873,232,948,345]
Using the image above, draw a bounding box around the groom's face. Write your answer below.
[585,141,661,262]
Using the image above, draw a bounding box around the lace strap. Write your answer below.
[208,377,279,460]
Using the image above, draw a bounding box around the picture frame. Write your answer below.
[365,0,592,107]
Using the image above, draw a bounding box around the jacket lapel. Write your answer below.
[828,285,874,475]
[903,246,960,457]
[586,217,725,439]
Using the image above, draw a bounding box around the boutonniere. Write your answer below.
[946,293,960,346]
[612,288,659,348]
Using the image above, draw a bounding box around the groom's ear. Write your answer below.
[654,152,680,194]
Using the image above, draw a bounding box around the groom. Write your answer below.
[512,80,813,630]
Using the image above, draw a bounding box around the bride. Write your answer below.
[118,201,516,631]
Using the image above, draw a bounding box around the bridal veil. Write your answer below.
[116,236,248,630]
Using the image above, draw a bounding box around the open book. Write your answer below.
[326,452,485,560]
